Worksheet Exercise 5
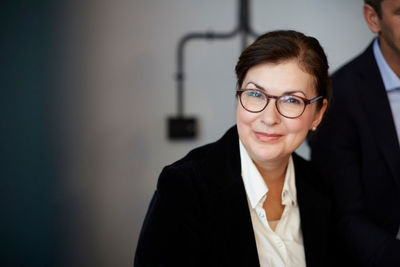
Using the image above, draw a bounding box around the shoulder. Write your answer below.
[324,41,378,115]
[157,126,239,193]
[292,153,314,175]
[333,41,374,76]
[332,41,375,89]
[292,153,330,196]
[157,143,214,191]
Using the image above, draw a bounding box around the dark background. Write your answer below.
[1,1,61,266]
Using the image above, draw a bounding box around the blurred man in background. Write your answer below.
[309,0,400,266]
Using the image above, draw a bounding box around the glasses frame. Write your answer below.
[236,89,323,119]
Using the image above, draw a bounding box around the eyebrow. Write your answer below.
[245,82,307,97]
[245,82,265,91]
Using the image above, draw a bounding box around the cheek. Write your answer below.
[283,120,311,150]
[285,116,313,135]
[236,105,256,140]
[236,105,256,128]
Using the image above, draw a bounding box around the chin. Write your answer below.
[251,148,284,163]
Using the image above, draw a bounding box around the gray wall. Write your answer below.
[57,0,374,266]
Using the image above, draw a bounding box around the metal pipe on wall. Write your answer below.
[169,0,258,139]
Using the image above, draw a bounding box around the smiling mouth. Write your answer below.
[254,131,283,142]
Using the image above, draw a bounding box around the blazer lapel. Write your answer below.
[357,45,400,189]
[219,179,260,266]
[207,126,260,266]
[293,154,331,267]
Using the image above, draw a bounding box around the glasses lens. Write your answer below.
[240,89,267,112]
[277,95,305,118]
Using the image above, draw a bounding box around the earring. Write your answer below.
[312,126,317,131]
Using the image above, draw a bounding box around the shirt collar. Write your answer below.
[373,38,400,92]
[239,139,297,209]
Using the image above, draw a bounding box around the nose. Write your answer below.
[260,99,281,126]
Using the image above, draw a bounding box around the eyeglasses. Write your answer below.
[236,89,323,119]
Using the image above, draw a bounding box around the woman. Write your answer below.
[134,30,332,267]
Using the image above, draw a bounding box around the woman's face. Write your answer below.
[236,60,327,166]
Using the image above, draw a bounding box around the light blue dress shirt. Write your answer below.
[373,38,400,145]
[373,38,400,240]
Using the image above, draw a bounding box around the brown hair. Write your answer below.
[235,30,331,109]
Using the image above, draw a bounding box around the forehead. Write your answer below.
[242,60,316,96]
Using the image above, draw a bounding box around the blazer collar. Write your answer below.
[358,42,400,186]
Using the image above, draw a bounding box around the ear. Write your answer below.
[311,99,328,130]
[363,3,381,34]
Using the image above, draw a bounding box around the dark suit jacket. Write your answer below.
[135,126,334,267]
[309,41,400,266]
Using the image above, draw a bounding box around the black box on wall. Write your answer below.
[167,117,198,140]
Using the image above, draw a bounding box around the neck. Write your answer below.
[253,155,289,187]
[379,36,400,78]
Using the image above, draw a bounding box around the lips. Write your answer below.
[254,131,283,142]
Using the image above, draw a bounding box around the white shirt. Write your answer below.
[239,140,306,267]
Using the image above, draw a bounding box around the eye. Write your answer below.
[280,95,303,105]
[246,90,264,98]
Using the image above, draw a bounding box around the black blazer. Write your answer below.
[135,126,334,267]
[309,41,400,266]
